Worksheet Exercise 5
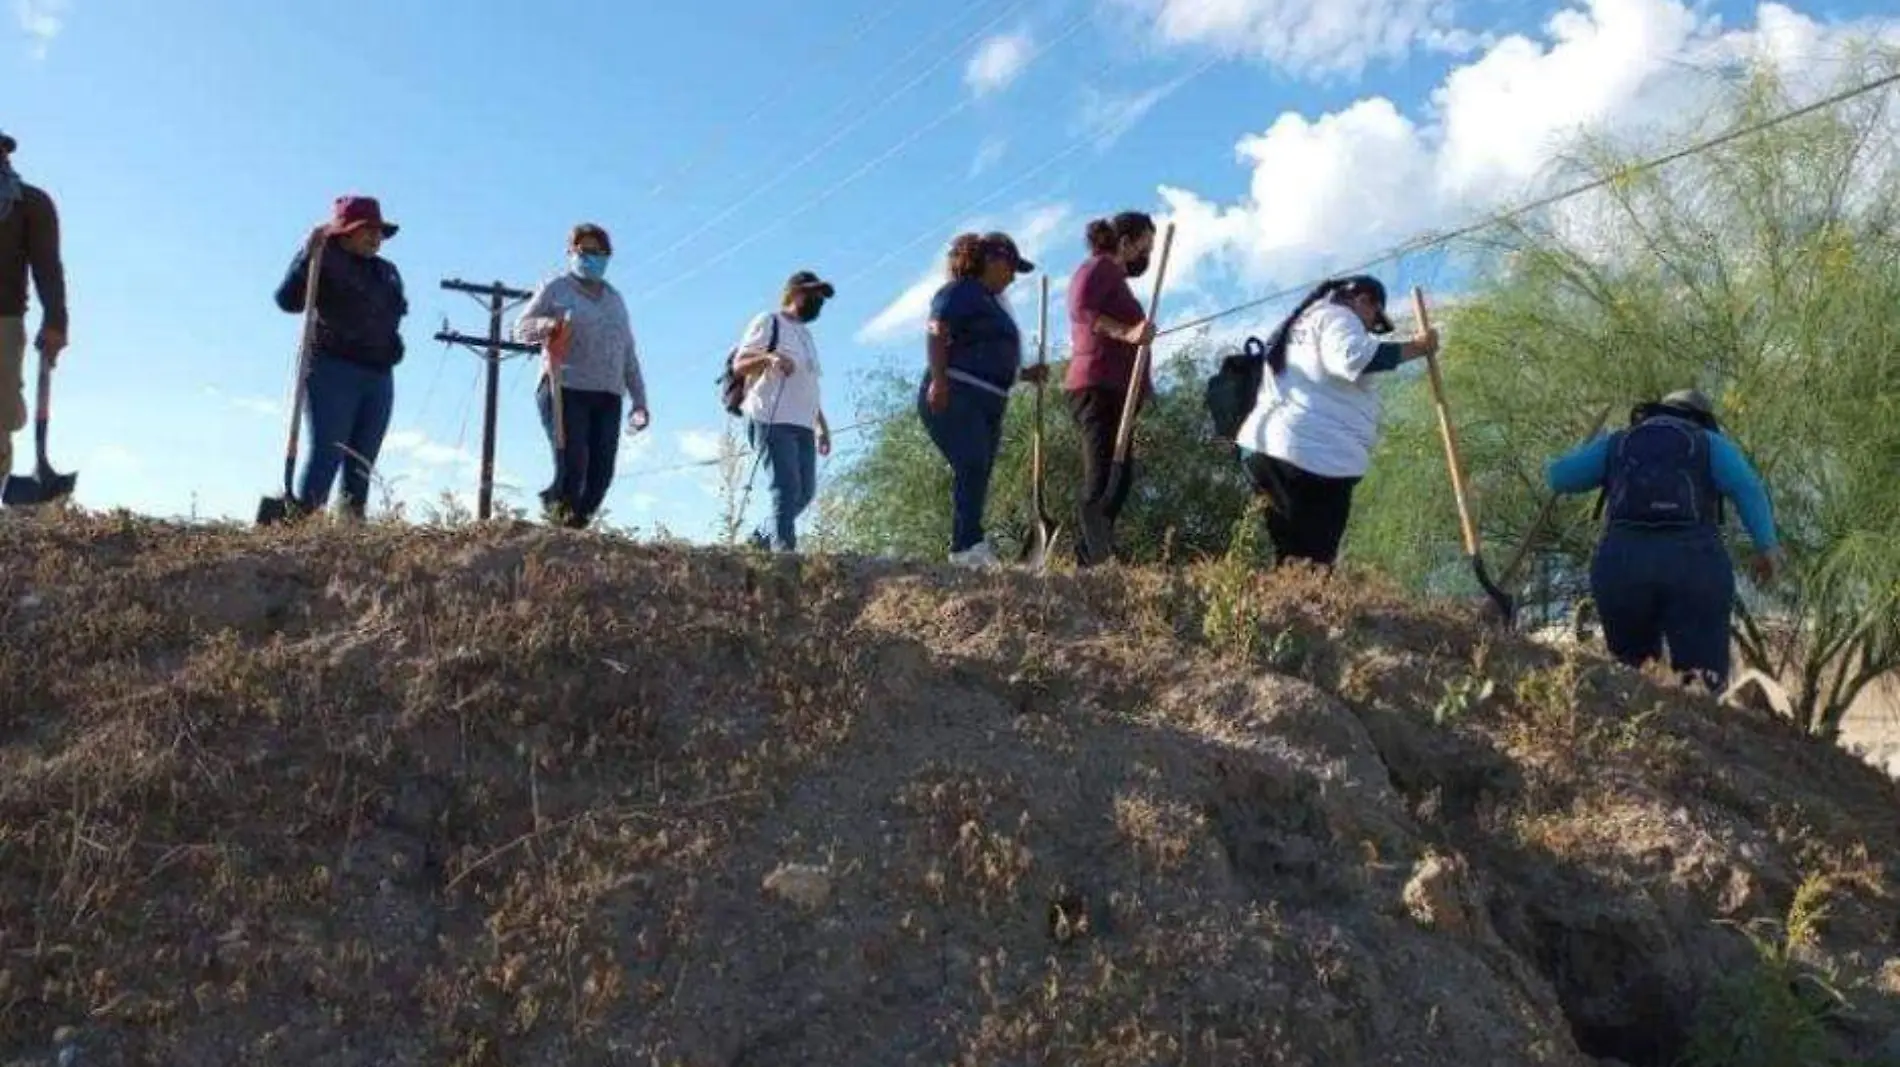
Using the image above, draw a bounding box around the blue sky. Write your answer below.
[4,0,1896,538]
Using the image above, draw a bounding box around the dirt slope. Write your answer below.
[1,516,1897,1067]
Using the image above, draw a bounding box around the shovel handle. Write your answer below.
[1110,221,1176,463]
[1497,403,1614,589]
[283,243,325,477]
[1413,287,1482,557]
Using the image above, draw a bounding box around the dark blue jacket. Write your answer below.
[275,238,408,370]
[929,277,1021,393]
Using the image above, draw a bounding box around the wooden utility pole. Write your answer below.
[434,278,536,520]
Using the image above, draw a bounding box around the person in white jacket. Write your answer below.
[1234,275,1438,568]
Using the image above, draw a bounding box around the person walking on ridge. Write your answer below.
[1234,275,1438,570]
[917,231,1042,568]
[728,271,835,552]
[1064,211,1159,567]
[513,223,650,529]
[0,129,68,504]
[1544,388,1783,693]
[272,195,408,521]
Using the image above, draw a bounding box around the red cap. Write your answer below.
[327,195,399,238]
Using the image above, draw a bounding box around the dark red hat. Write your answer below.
[328,195,399,238]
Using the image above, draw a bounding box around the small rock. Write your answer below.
[762,863,832,911]
[1403,853,1473,934]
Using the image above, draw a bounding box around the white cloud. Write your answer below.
[15,0,67,59]
[966,31,1034,97]
[677,428,725,463]
[969,136,1009,178]
[857,203,1074,346]
[1115,0,1456,79]
[204,385,281,420]
[382,428,472,469]
[1151,0,1900,315]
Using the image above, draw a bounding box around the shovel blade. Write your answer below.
[1018,519,1061,573]
[2,468,76,507]
[256,495,299,527]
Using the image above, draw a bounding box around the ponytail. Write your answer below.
[1084,211,1155,256]
[1261,280,1346,375]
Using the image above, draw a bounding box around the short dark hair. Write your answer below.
[1085,211,1154,255]
[569,223,612,254]
[946,232,986,280]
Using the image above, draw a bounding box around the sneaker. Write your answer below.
[948,541,1002,569]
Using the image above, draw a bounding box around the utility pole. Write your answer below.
[434,278,537,520]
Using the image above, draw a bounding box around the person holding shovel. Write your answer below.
[728,270,834,552]
[1234,275,1438,569]
[1543,388,1783,693]
[513,223,649,529]
[917,231,1041,569]
[1065,211,1158,566]
[0,129,69,505]
[272,195,408,521]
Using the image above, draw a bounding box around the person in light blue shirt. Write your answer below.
[1545,389,1784,692]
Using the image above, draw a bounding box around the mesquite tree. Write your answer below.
[1350,50,1900,737]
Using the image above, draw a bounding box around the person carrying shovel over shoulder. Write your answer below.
[917,231,1042,569]
[1234,275,1438,570]
[1543,388,1783,693]
[1064,211,1159,567]
[0,129,69,506]
[272,195,408,522]
[512,223,649,529]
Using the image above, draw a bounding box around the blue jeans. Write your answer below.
[1591,527,1737,691]
[748,421,816,551]
[537,381,623,527]
[917,378,1007,553]
[297,354,394,517]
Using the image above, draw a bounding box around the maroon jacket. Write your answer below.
[0,182,67,333]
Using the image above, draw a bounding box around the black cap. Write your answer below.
[979,231,1035,273]
[786,270,836,298]
[1333,275,1394,334]
[0,130,15,153]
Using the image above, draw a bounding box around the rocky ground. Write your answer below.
[1,515,1896,1066]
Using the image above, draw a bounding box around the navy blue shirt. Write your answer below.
[274,237,409,370]
[930,277,1021,393]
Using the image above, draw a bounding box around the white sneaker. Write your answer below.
[948,541,1002,569]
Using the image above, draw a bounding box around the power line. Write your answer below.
[614,63,1900,483]
[642,9,1095,302]
[836,52,1226,289]
[1158,66,1900,340]
[643,0,912,200]
[633,0,1039,276]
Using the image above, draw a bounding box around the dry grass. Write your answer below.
[1,514,1897,1066]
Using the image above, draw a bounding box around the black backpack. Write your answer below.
[1595,404,1726,528]
[1204,335,1268,442]
[717,313,779,417]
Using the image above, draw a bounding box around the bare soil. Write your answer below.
[1,515,1897,1066]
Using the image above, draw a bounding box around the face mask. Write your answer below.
[795,294,825,323]
[1126,251,1151,278]
[571,251,610,281]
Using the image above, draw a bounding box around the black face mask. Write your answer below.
[1126,251,1151,278]
[795,295,825,322]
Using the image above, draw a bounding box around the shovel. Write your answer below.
[1079,220,1176,565]
[1413,286,1514,626]
[2,344,77,507]
[257,240,325,526]
[538,313,573,521]
[1018,274,1061,571]
[1496,403,1614,593]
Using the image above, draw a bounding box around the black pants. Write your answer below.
[1068,384,1136,518]
[537,381,623,527]
[1243,452,1360,568]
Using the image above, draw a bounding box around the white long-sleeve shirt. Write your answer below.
[512,273,648,410]
[1236,301,1392,479]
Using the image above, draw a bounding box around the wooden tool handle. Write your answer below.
[1413,287,1482,557]
[1110,221,1176,462]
